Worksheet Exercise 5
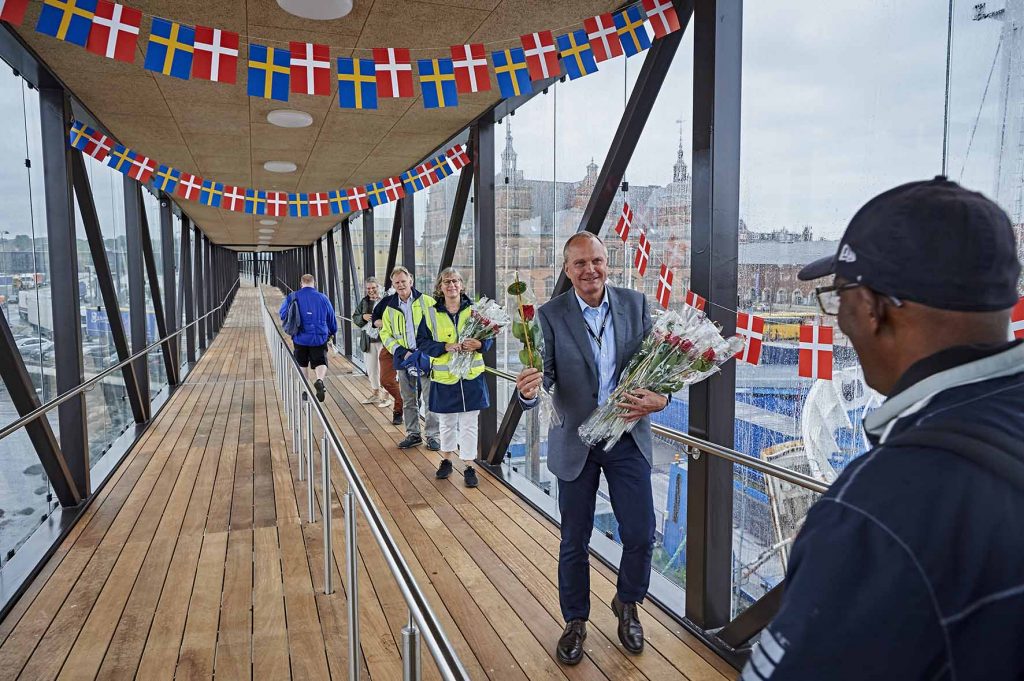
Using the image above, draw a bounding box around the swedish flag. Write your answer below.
[337,58,378,110]
[35,0,96,47]
[248,44,290,101]
[557,30,598,81]
[418,58,458,109]
[144,18,195,80]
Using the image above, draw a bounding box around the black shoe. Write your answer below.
[611,595,644,654]
[426,438,441,451]
[314,379,326,402]
[436,459,453,479]
[397,434,422,449]
[556,619,587,666]
[463,466,478,488]
[392,412,403,426]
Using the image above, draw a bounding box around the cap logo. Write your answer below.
[838,244,857,263]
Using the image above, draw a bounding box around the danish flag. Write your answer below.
[415,161,438,188]
[656,264,673,308]
[450,43,490,93]
[584,13,624,62]
[175,172,203,201]
[685,289,706,311]
[1012,297,1024,339]
[86,1,140,63]
[348,185,369,210]
[309,192,330,217]
[735,312,765,365]
[222,185,245,212]
[520,31,560,81]
[798,324,833,380]
[193,26,239,83]
[383,176,405,202]
[266,191,288,216]
[634,230,651,276]
[643,0,682,39]
[373,47,414,98]
[446,144,469,170]
[614,202,632,241]
[0,0,28,25]
[126,152,155,182]
[290,42,331,95]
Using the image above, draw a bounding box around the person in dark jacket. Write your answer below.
[416,267,492,488]
[742,177,1024,680]
[279,273,337,402]
[353,277,386,406]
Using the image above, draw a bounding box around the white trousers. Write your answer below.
[438,411,479,461]
[363,342,382,390]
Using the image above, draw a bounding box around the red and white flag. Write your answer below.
[520,31,560,81]
[415,162,438,187]
[383,176,405,202]
[643,0,682,39]
[798,324,833,380]
[614,202,632,242]
[80,128,113,161]
[1012,296,1024,339]
[634,230,651,276]
[656,264,673,308]
[175,172,203,201]
[290,42,331,95]
[450,43,490,93]
[348,185,369,210]
[446,144,470,170]
[685,289,706,311]
[309,192,330,217]
[585,13,624,62]
[735,311,765,365]
[86,1,140,63]
[373,47,414,98]
[0,0,28,25]
[193,26,239,83]
[127,152,155,182]
[222,185,245,212]
[266,192,289,216]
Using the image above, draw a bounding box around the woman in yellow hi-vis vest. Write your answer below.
[415,267,492,488]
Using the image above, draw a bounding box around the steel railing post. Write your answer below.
[306,394,315,522]
[402,611,421,681]
[345,491,360,680]
[322,434,333,595]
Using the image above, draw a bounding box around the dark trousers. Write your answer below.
[556,435,655,622]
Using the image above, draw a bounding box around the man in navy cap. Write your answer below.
[741,178,1024,680]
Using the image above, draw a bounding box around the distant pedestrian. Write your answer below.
[417,268,491,488]
[353,277,386,406]
[742,177,1024,680]
[378,266,441,450]
[279,274,337,402]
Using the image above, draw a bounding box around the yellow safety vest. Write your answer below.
[379,293,435,354]
[422,304,486,385]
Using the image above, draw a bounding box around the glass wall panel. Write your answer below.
[141,189,167,399]
[414,168,474,295]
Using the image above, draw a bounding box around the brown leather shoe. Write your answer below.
[611,595,644,654]
[556,619,587,665]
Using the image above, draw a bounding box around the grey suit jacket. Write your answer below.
[523,285,654,482]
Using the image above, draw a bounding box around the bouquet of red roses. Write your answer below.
[448,297,512,379]
[578,306,744,450]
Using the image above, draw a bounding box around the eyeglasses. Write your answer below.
[814,282,903,315]
[442,279,461,286]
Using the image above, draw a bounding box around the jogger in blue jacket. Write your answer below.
[279,274,337,402]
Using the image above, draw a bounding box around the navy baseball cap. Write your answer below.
[798,176,1022,311]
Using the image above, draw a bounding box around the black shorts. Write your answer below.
[294,343,328,368]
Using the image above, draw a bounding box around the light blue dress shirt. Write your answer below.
[576,290,616,406]
[397,294,416,348]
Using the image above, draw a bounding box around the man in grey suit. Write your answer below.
[517,232,670,666]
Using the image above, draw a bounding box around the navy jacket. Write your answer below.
[416,295,493,414]
[743,341,1024,680]
[279,287,337,347]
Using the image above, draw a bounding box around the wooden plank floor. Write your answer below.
[0,283,735,680]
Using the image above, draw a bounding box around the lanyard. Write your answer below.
[584,308,609,349]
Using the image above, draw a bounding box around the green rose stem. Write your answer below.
[512,271,536,369]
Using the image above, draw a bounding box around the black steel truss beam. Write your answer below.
[386,208,401,278]
[400,197,415,276]
[196,232,207,351]
[439,142,474,274]
[363,209,375,277]
[471,121,498,462]
[160,195,178,380]
[124,177,151,419]
[182,217,195,364]
[337,225,353,356]
[138,194,176,387]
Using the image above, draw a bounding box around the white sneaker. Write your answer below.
[361,390,380,405]
[377,395,392,408]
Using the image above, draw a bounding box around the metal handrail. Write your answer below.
[0,279,241,443]
[487,367,829,495]
[258,285,469,681]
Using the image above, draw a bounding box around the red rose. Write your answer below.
[521,304,535,321]
[679,339,694,352]
[701,347,716,362]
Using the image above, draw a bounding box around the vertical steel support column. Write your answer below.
[402,612,421,681]
[338,224,353,357]
[125,178,151,418]
[685,0,742,630]
[326,229,340,313]
[206,238,215,341]
[139,200,175,386]
[182,218,195,364]
[316,237,327,292]
[400,197,415,276]
[363,208,375,277]
[386,209,401,276]
[38,81,89,492]
[345,491,360,680]
[196,232,207,351]
[472,121,497,461]
[160,195,179,382]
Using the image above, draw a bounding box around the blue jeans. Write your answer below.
[556,434,655,622]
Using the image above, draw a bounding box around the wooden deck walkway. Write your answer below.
[0,283,735,680]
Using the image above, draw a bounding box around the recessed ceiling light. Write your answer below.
[277,0,353,20]
[259,219,278,226]
[268,109,314,128]
[264,161,297,173]
[259,228,275,234]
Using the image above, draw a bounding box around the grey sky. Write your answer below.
[0,1,1013,242]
